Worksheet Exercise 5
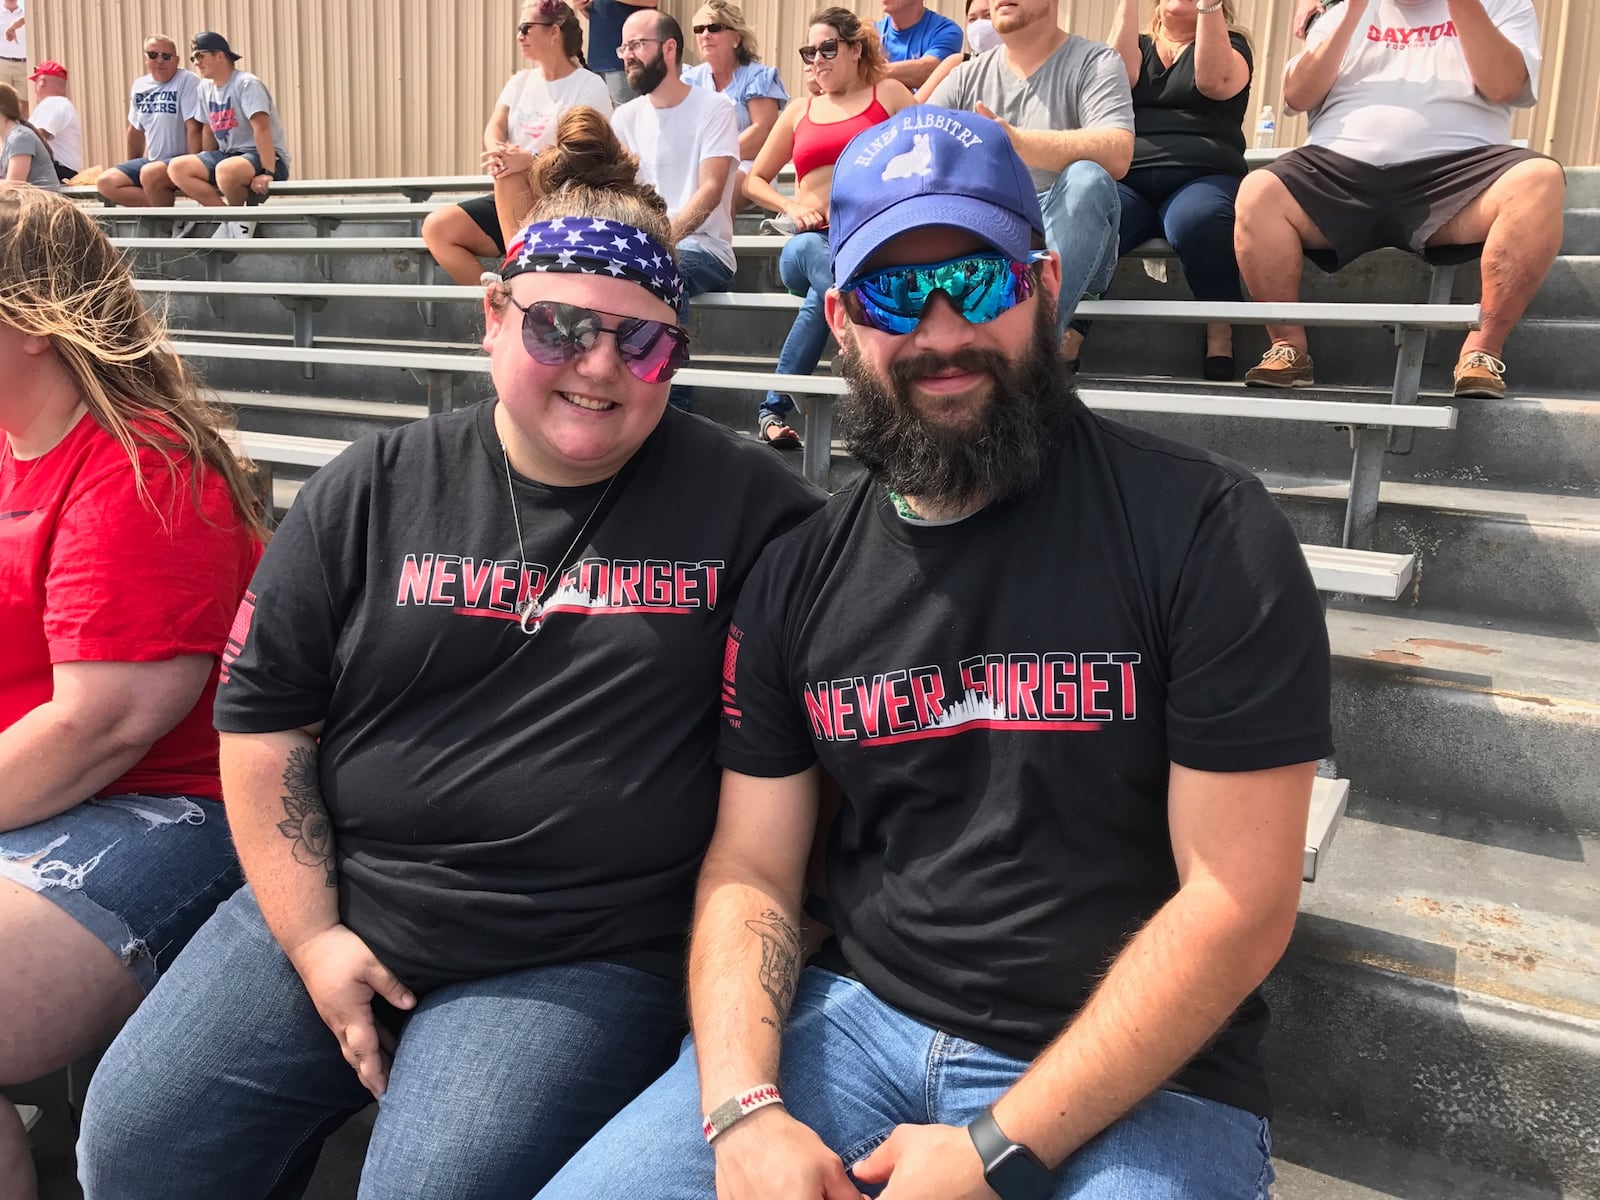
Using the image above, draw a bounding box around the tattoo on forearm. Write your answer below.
[745,909,802,1025]
[276,744,336,887]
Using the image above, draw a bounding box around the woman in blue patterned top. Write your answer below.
[682,1,788,212]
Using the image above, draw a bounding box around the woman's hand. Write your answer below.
[287,925,416,1099]
[483,142,533,179]
[250,173,272,197]
[783,202,827,233]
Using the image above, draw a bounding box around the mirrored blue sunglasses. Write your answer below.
[841,250,1048,335]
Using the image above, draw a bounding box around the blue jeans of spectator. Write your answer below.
[670,243,737,411]
[1039,161,1121,342]
[760,230,831,428]
[536,968,1275,1200]
[77,885,684,1200]
[1117,172,1245,301]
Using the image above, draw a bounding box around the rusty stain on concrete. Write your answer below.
[1369,650,1425,665]
[1405,638,1503,655]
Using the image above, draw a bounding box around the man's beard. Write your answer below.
[835,295,1074,513]
[626,55,668,95]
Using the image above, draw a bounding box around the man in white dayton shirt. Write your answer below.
[97,35,205,219]
[1234,0,1563,399]
[27,59,79,181]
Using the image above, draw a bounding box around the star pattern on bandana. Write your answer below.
[502,219,684,307]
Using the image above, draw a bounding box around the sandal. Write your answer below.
[760,421,802,450]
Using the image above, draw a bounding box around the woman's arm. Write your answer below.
[914,53,965,104]
[0,657,213,831]
[876,78,918,116]
[1193,11,1252,101]
[483,103,511,155]
[743,100,804,216]
[738,96,781,163]
[1112,0,1142,87]
[5,152,32,182]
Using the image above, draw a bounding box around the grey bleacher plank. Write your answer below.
[1305,776,1350,883]
[1300,545,1415,600]
[232,429,349,468]
[73,175,490,202]
[113,236,429,253]
[139,280,471,302]
[1077,387,1457,430]
[89,203,438,222]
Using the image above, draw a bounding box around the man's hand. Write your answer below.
[972,103,1014,140]
[250,173,273,197]
[711,1106,863,1200]
[852,1124,998,1200]
[287,925,416,1099]
[1292,0,1325,39]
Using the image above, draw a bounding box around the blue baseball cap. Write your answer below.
[829,106,1045,287]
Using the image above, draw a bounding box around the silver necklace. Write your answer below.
[501,442,620,637]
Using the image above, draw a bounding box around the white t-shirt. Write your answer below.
[1,1,24,60]
[497,66,612,153]
[30,94,81,172]
[1294,0,1541,166]
[128,70,202,163]
[610,87,739,271]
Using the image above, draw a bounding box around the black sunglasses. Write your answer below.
[508,299,690,384]
[798,38,847,64]
[692,22,728,35]
[517,20,554,35]
[145,49,177,62]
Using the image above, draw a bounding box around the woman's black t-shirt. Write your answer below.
[1128,30,1254,185]
[215,401,823,994]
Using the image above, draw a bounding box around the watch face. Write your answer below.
[987,1144,1055,1200]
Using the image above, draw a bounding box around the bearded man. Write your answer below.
[534,106,1333,1200]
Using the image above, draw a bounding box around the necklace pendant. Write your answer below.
[517,598,546,636]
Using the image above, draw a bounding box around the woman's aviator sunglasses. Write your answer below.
[517,20,555,35]
[508,299,691,384]
[798,38,848,64]
[692,22,728,35]
[840,252,1048,336]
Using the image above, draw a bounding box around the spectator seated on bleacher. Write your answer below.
[0,184,265,1200]
[0,82,56,191]
[1234,0,1563,398]
[162,32,290,241]
[877,0,964,91]
[95,35,204,225]
[682,2,787,214]
[929,0,1135,368]
[424,0,610,286]
[743,8,915,450]
[75,108,823,1200]
[1091,0,1254,381]
[572,0,658,107]
[531,104,1333,1200]
[613,9,739,357]
[26,60,79,183]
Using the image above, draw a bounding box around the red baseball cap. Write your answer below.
[28,60,67,81]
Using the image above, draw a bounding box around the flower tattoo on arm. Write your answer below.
[277,744,336,887]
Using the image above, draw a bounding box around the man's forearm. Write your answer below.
[990,879,1297,1166]
[1282,0,1363,112]
[220,730,340,957]
[249,116,277,173]
[884,56,938,88]
[1008,126,1134,179]
[673,173,729,241]
[1448,0,1530,103]
[688,865,805,1107]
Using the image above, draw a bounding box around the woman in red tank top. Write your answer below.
[744,7,914,449]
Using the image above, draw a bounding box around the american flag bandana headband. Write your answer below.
[501,217,685,309]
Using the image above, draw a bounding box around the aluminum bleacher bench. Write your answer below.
[71,175,492,204]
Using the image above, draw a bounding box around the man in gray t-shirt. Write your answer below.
[929,0,1133,359]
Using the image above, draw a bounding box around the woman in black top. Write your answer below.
[1111,0,1253,379]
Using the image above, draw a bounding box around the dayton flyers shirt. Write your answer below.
[128,69,202,162]
[1297,0,1542,165]
[719,399,1332,1118]
[216,401,820,993]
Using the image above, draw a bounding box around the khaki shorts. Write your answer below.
[0,57,26,92]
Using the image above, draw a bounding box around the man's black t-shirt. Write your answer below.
[1128,32,1254,186]
[216,402,822,994]
[718,399,1331,1118]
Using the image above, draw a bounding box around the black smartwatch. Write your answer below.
[967,1108,1054,1200]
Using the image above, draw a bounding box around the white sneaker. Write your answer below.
[14,1103,41,1133]
[759,215,798,236]
[169,219,197,239]
[211,220,257,240]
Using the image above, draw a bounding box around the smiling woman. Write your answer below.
[74,105,826,1200]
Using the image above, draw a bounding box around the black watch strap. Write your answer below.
[967,1108,1055,1200]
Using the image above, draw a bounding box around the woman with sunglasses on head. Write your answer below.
[743,7,914,451]
[422,0,610,286]
[0,184,264,1200]
[76,106,822,1200]
[682,2,787,215]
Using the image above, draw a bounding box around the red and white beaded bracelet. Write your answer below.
[702,1084,784,1143]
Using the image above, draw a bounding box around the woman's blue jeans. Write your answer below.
[1116,172,1245,302]
[536,968,1275,1200]
[76,884,684,1200]
[761,230,832,427]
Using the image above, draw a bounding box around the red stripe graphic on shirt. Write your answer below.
[220,590,256,683]
[721,625,744,725]
[797,652,1141,746]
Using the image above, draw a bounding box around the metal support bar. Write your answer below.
[1343,426,1389,550]
[203,250,225,284]
[310,215,342,239]
[409,369,457,415]
[799,397,834,486]
[417,256,439,328]
[279,297,328,380]
[1389,262,1462,455]
[401,186,434,203]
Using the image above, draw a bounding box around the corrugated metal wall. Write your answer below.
[34,1,1597,179]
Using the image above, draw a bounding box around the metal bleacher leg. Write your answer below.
[800,398,833,487]
[284,298,326,381]
[1343,425,1388,551]
[1389,262,1461,455]
[417,256,438,329]
[412,370,455,415]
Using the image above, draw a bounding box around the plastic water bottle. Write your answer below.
[1255,105,1277,150]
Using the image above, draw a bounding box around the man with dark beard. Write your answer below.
[534,106,1332,1200]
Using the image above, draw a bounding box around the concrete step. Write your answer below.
[1267,476,1600,637]
[1516,254,1600,319]
[1566,167,1600,209]
[1561,209,1600,257]
[1324,609,1600,834]
[1264,809,1600,1196]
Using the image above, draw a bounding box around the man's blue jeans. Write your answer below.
[76,885,684,1200]
[535,968,1275,1200]
[1041,161,1122,340]
[672,244,737,412]
[761,230,832,428]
